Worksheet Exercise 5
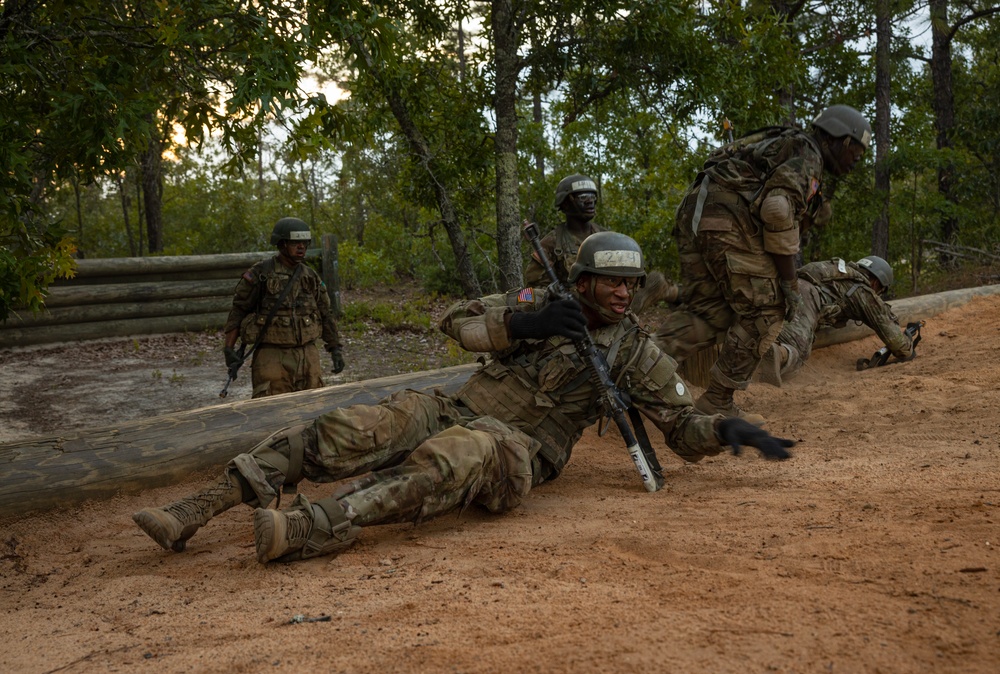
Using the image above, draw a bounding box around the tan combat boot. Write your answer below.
[133,473,246,552]
[253,494,360,563]
[694,382,766,426]
[758,344,787,387]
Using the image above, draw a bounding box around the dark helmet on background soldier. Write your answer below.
[554,173,599,209]
[811,105,872,149]
[568,231,646,286]
[270,217,312,246]
[856,255,894,289]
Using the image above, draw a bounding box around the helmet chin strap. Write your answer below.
[575,278,629,324]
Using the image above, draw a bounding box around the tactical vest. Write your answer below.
[687,127,819,233]
[456,315,649,480]
[239,257,324,347]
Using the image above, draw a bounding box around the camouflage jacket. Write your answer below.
[798,258,911,358]
[224,256,340,351]
[682,127,827,255]
[439,286,724,480]
[524,221,605,286]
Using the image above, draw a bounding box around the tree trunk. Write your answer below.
[492,0,524,292]
[116,171,137,257]
[140,119,164,253]
[872,0,892,258]
[348,33,482,298]
[930,0,958,260]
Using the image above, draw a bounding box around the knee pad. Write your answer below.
[232,423,313,507]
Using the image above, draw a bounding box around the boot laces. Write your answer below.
[163,480,232,525]
[284,509,312,545]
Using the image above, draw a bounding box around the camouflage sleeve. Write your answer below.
[316,277,341,351]
[625,336,725,462]
[223,265,262,333]
[759,136,825,255]
[439,287,550,353]
[846,287,912,358]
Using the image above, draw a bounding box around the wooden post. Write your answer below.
[322,233,341,317]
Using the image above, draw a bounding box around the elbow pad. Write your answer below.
[759,194,794,231]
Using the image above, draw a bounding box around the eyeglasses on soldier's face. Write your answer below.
[594,275,640,293]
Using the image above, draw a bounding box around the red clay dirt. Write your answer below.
[1,295,998,673]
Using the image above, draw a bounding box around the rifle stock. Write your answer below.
[521,220,664,492]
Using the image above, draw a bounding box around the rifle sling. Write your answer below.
[627,406,664,477]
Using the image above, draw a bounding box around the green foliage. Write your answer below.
[337,240,397,289]
[340,297,433,332]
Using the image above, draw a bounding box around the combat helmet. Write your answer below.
[811,105,872,149]
[270,217,312,246]
[856,255,894,289]
[554,173,599,208]
[568,231,646,286]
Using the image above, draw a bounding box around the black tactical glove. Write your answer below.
[779,278,804,323]
[509,297,587,341]
[330,347,345,374]
[223,346,241,369]
[717,418,795,460]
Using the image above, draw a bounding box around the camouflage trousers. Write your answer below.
[655,217,785,390]
[250,343,323,398]
[774,280,824,380]
[229,389,538,526]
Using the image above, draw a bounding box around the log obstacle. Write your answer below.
[0,236,341,348]
[2,285,999,519]
[0,364,478,517]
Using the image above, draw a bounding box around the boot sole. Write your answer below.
[133,510,188,552]
[253,508,290,563]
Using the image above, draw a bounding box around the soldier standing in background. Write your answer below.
[223,217,344,398]
[525,172,679,314]
[133,232,793,564]
[758,255,914,385]
[655,104,872,419]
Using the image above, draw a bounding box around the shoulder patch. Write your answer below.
[517,288,534,304]
[242,269,256,282]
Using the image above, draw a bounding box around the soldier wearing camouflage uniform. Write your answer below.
[655,104,872,418]
[525,172,680,314]
[133,233,793,564]
[758,256,913,385]
[223,217,344,398]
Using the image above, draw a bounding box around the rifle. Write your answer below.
[219,343,247,399]
[856,320,924,371]
[521,220,664,492]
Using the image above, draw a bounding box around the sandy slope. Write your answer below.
[1,296,998,673]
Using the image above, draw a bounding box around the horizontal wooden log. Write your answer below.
[58,267,253,286]
[5,297,233,329]
[0,312,230,348]
[42,279,236,308]
[813,284,1000,349]
[0,364,479,516]
[71,251,274,278]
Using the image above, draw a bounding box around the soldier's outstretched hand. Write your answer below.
[717,418,794,460]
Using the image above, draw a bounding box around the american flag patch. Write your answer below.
[807,177,820,201]
[517,288,534,303]
[242,270,255,282]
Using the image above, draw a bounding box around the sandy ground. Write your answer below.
[1,294,998,673]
